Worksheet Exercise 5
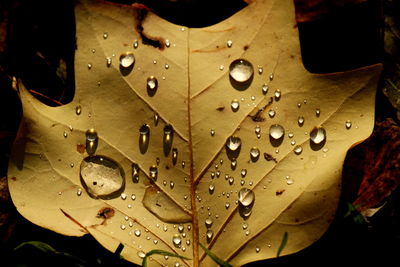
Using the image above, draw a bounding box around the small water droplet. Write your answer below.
[80,156,124,198]
[219,65,224,71]
[228,177,234,185]
[119,52,135,68]
[153,113,159,126]
[208,184,215,194]
[132,163,140,183]
[147,76,158,94]
[170,181,175,189]
[103,32,108,39]
[225,202,230,209]
[269,124,285,140]
[227,40,233,48]
[63,131,68,138]
[315,108,321,117]
[134,229,141,236]
[165,39,170,48]
[172,234,182,247]
[106,57,112,67]
[303,99,307,104]
[262,84,269,94]
[255,126,261,135]
[85,129,98,155]
[91,49,96,53]
[241,169,247,178]
[269,73,274,81]
[137,251,146,259]
[77,188,82,196]
[298,116,305,127]
[274,89,281,101]
[286,177,294,185]
[251,96,256,101]
[294,145,302,155]
[121,193,127,200]
[288,132,294,138]
[75,105,82,115]
[163,124,174,156]
[178,225,184,233]
[163,225,168,232]
[133,39,139,48]
[258,66,263,74]
[297,102,302,108]
[240,180,245,186]
[231,99,240,112]
[149,165,158,181]
[290,140,296,146]
[323,148,329,153]
[268,109,276,118]
[238,188,255,218]
[256,247,260,253]
[172,148,178,166]
[210,129,215,136]
[345,120,352,129]
[250,147,260,162]
[231,159,237,170]
[182,161,185,168]
[87,63,92,70]
[229,59,254,83]
[139,124,150,154]
[205,218,213,228]
[165,63,169,69]
[131,194,136,200]
[310,127,326,145]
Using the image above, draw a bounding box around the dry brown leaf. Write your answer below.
[8,0,382,266]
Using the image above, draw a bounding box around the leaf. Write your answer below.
[199,243,233,267]
[276,232,288,257]
[142,249,190,267]
[8,0,382,266]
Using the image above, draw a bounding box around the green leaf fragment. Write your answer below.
[277,232,288,257]
[199,243,233,267]
[141,249,190,267]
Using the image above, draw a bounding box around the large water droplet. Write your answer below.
[139,124,150,154]
[172,148,178,166]
[172,234,182,247]
[149,165,158,181]
[298,116,305,127]
[85,129,98,155]
[163,125,174,156]
[119,52,135,68]
[310,126,326,146]
[345,120,352,129]
[132,163,139,183]
[80,156,125,199]
[229,59,254,83]
[206,229,214,243]
[231,99,240,112]
[269,124,285,140]
[238,188,255,218]
[147,76,158,96]
[226,136,241,152]
[250,147,260,162]
[205,218,213,228]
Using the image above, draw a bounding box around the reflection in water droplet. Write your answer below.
[316,108,321,117]
[250,147,260,162]
[147,76,158,94]
[75,105,82,115]
[262,84,269,94]
[298,116,305,127]
[227,40,233,47]
[80,156,124,199]
[274,89,281,101]
[139,124,150,154]
[310,127,326,145]
[85,129,98,156]
[268,109,276,118]
[231,99,240,112]
[119,52,135,68]
[163,125,174,156]
[132,163,140,183]
[241,169,247,178]
[149,165,158,181]
[269,124,285,140]
[206,229,214,243]
[172,234,182,247]
[172,148,178,165]
[293,145,303,155]
[345,120,352,129]
[229,59,254,83]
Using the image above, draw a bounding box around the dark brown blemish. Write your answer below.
[264,152,278,163]
[250,97,273,122]
[11,177,16,181]
[243,45,249,50]
[276,189,285,196]
[76,144,85,154]
[133,4,165,49]
[216,106,225,111]
[97,207,115,219]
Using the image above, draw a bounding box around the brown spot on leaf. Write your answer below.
[97,207,115,219]
[216,106,225,111]
[276,189,285,196]
[249,97,273,122]
[10,177,16,181]
[133,3,165,49]
[243,45,249,50]
[264,152,278,163]
[77,144,85,154]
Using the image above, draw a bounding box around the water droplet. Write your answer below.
[256,247,260,253]
[87,63,92,70]
[316,108,321,117]
[219,65,224,71]
[85,129,98,156]
[228,177,234,185]
[288,132,294,138]
[290,140,296,146]
[106,57,112,67]
[80,156,124,198]
[134,229,141,236]
[165,39,170,48]
[139,124,150,154]
[286,177,294,185]
[132,163,140,183]
[205,218,213,228]
[226,136,241,152]
[242,222,248,230]
[165,63,169,70]
[210,129,215,136]
[229,59,254,83]
[178,225,184,233]
[149,165,158,181]
[209,184,215,194]
[241,169,247,178]
[91,49,96,53]
[172,148,178,166]
[121,193,127,200]
[147,76,158,94]
[298,116,305,127]
[119,52,135,69]
[269,73,274,81]
[250,147,260,162]
[258,66,263,74]
[163,125,174,156]
[227,40,233,48]
[303,99,307,104]
[133,39,139,49]
[170,181,175,189]
[269,124,285,140]
[238,188,255,207]
[240,180,245,186]
[268,109,276,118]
[103,32,108,39]
[345,120,352,129]
[206,229,214,243]
[297,103,302,108]
[77,188,82,196]
[274,89,281,101]
[225,202,230,209]
[63,131,68,138]
[131,194,136,200]
[255,126,261,135]
[75,105,82,115]
[137,251,146,259]
[231,99,240,112]
[172,234,182,247]
[153,113,159,126]
[310,127,326,145]
[293,145,302,155]
[182,161,185,168]
[262,84,269,94]
[231,159,237,170]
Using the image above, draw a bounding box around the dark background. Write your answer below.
[0,0,399,266]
